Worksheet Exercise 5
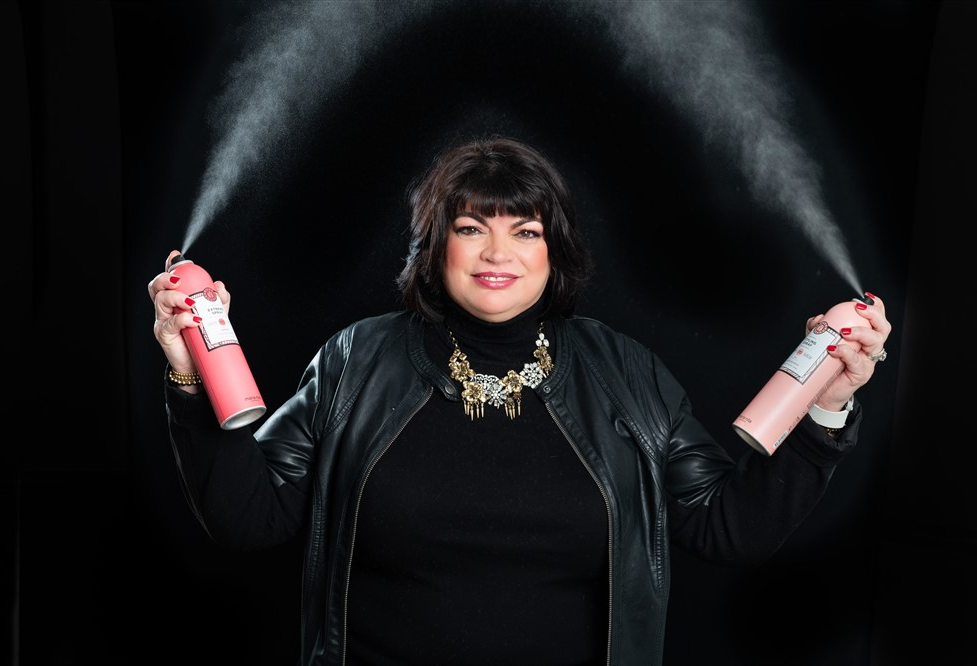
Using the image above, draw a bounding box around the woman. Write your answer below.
[148,136,891,666]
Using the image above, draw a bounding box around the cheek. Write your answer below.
[442,240,466,292]
[444,236,467,268]
[525,243,550,271]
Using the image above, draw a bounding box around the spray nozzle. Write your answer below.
[169,253,192,272]
[855,293,874,306]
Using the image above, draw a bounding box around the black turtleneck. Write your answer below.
[346,300,609,666]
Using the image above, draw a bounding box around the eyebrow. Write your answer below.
[456,211,541,228]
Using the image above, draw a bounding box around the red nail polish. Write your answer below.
[827,345,837,352]
[185,297,195,307]
[841,328,851,336]
[865,292,876,300]
[855,303,867,310]
[169,275,180,284]
[192,316,202,323]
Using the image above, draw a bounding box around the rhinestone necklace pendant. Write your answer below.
[447,324,552,420]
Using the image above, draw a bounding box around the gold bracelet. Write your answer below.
[168,369,203,386]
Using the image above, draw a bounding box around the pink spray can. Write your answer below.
[733,295,872,455]
[170,254,266,429]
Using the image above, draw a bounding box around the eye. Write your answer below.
[454,225,483,236]
[514,228,542,240]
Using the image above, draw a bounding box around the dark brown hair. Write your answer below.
[397,136,593,321]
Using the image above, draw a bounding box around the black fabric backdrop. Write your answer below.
[12,1,974,664]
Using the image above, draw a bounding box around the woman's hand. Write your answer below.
[147,250,231,389]
[809,292,892,412]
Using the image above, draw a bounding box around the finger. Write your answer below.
[154,309,187,334]
[154,310,202,347]
[864,291,886,316]
[153,287,196,322]
[148,251,186,301]
[829,342,875,384]
[212,280,231,307]
[838,325,877,356]
[851,302,889,338]
[851,295,892,361]
[148,270,183,302]
[861,292,891,335]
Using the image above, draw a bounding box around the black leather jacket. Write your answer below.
[166,311,858,666]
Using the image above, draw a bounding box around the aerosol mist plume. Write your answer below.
[181,0,422,254]
[589,0,863,296]
[182,0,863,298]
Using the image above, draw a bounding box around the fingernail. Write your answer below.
[855,303,867,310]
[827,345,837,352]
[841,328,851,336]
[185,297,195,307]
[192,316,202,323]
[169,276,180,284]
[865,291,876,300]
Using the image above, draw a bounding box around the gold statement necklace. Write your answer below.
[447,324,553,420]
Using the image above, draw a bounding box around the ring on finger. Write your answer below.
[867,348,887,363]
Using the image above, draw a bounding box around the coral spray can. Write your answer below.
[733,294,872,455]
[169,254,266,429]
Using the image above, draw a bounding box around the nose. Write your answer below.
[480,232,510,263]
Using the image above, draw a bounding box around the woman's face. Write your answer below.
[443,212,550,323]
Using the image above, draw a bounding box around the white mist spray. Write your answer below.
[180,0,418,254]
[567,0,872,452]
[587,0,863,295]
[182,0,864,294]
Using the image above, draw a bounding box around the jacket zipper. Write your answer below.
[547,403,614,666]
[340,387,432,665]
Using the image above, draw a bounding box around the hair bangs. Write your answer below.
[452,172,548,222]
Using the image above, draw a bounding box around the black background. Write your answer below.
[12,1,975,664]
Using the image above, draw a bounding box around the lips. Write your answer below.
[473,273,517,288]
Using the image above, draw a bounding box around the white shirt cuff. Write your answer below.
[809,397,854,428]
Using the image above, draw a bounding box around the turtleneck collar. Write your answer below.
[435,297,549,367]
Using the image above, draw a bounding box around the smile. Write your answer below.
[474,274,516,288]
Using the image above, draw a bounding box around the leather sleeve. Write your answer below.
[165,359,319,550]
[656,350,859,563]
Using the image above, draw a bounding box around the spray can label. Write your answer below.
[778,320,842,384]
[187,286,240,351]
